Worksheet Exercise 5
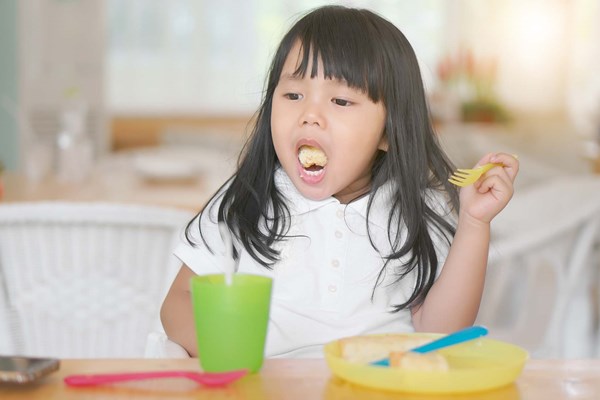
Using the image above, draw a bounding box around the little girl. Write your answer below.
[161,5,519,358]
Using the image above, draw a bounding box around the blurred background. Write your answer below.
[1,0,600,359]
[1,0,599,195]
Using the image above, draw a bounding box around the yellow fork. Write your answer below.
[448,162,503,187]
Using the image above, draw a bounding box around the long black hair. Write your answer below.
[187,5,459,311]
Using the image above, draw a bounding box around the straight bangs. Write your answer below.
[286,7,386,103]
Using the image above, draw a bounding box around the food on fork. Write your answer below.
[390,351,449,371]
[298,145,328,169]
[339,334,433,363]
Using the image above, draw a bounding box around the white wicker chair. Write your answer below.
[0,201,194,358]
[476,176,600,358]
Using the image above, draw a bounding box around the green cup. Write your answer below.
[190,273,272,373]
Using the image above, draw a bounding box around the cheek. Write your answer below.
[270,105,284,146]
[270,100,290,138]
[271,101,298,149]
[270,116,291,166]
[367,110,387,150]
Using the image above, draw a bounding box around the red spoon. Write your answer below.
[64,369,247,387]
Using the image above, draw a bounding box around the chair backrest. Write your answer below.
[477,176,600,358]
[0,201,194,358]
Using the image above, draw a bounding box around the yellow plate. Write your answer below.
[324,333,528,394]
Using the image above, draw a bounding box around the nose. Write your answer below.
[299,100,325,128]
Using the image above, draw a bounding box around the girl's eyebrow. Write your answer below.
[279,72,350,87]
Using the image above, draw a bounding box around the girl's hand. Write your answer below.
[458,152,519,225]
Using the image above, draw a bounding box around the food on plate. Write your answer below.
[339,334,449,371]
[390,350,449,371]
[298,145,328,168]
[339,334,433,364]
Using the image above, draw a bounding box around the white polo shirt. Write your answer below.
[174,169,451,358]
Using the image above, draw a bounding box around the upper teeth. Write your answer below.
[298,145,328,168]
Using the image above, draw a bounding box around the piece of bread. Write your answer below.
[298,145,328,168]
[390,351,449,372]
[339,334,433,363]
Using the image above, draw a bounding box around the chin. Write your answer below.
[298,187,332,201]
[302,192,331,201]
[292,178,333,201]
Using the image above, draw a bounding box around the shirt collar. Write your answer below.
[274,168,339,215]
[274,168,393,229]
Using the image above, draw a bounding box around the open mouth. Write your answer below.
[298,145,328,175]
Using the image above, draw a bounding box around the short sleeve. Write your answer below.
[172,195,230,276]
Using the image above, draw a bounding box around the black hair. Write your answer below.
[186,5,459,311]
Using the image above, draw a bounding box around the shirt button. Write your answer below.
[331,259,340,268]
[334,230,343,239]
[328,284,337,293]
[336,209,344,218]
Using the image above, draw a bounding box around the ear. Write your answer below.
[377,134,388,152]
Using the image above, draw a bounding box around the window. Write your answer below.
[107,0,447,115]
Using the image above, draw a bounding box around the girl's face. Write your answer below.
[271,41,387,203]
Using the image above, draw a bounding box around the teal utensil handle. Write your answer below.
[411,325,488,353]
[370,325,488,367]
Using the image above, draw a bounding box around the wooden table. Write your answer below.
[1,358,600,399]
[0,146,238,212]
[1,171,208,212]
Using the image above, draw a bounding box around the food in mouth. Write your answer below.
[298,145,328,172]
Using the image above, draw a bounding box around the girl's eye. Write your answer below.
[284,93,301,100]
[332,98,351,107]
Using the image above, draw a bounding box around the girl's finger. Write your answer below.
[483,164,513,188]
[478,173,514,201]
[489,153,519,182]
